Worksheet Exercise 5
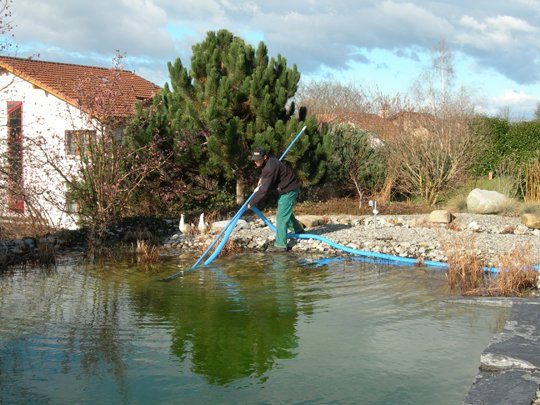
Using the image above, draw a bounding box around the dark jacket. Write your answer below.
[251,156,299,206]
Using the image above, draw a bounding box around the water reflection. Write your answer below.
[0,265,131,402]
[0,254,509,404]
[129,255,311,385]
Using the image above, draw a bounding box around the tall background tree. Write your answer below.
[125,29,330,214]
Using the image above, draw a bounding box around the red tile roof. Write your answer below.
[0,56,160,119]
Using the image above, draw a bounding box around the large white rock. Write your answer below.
[466,188,508,214]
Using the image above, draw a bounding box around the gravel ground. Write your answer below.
[165,213,540,266]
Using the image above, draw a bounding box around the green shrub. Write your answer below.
[474,117,540,177]
[326,124,386,206]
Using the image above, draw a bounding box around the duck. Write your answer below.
[179,214,190,234]
[197,213,208,234]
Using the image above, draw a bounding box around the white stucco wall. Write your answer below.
[0,71,97,229]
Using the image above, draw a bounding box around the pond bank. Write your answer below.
[164,213,540,269]
[1,212,538,272]
[445,297,540,404]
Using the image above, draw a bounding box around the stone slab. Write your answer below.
[464,300,540,404]
[463,370,540,405]
[480,302,540,370]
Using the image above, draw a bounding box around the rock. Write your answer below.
[22,237,36,250]
[467,221,482,232]
[429,210,455,223]
[521,213,540,229]
[514,224,530,235]
[212,219,249,231]
[466,188,509,214]
[296,215,327,228]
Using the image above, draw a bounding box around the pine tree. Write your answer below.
[126,29,330,207]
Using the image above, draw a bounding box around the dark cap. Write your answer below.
[250,147,267,161]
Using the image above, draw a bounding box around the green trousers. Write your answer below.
[275,189,304,248]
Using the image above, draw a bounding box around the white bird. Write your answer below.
[179,214,190,234]
[197,213,208,234]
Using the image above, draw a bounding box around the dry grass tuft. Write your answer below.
[443,236,538,296]
[446,254,485,293]
[488,247,537,297]
[132,239,160,263]
[199,237,240,258]
[35,240,57,267]
[442,235,486,294]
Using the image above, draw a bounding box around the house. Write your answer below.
[0,56,160,229]
[317,110,434,143]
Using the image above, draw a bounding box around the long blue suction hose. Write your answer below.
[250,206,540,274]
[250,206,448,268]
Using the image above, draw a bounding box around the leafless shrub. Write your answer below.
[385,102,483,205]
[296,80,371,122]
[21,53,168,255]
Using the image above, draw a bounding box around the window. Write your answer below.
[6,101,24,213]
[65,130,97,157]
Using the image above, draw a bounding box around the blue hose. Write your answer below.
[250,206,448,269]
[250,207,540,275]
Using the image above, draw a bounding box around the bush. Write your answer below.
[386,108,482,205]
[326,124,385,207]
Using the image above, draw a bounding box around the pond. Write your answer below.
[0,253,508,404]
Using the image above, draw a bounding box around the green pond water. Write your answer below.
[0,253,508,404]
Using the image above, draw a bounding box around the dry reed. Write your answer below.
[442,235,486,294]
[525,158,540,202]
[35,240,57,267]
[443,235,538,296]
[487,247,537,296]
[199,237,240,258]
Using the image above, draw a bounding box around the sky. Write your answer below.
[8,0,540,120]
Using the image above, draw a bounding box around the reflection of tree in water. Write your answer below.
[0,267,129,398]
[131,256,312,385]
[61,271,127,383]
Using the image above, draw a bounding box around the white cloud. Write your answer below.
[479,89,539,119]
[485,15,538,32]
[8,0,540,88]
[459,15,486,31]
[493,89,537,105]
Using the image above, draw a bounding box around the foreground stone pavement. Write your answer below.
[461,298,540,404]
